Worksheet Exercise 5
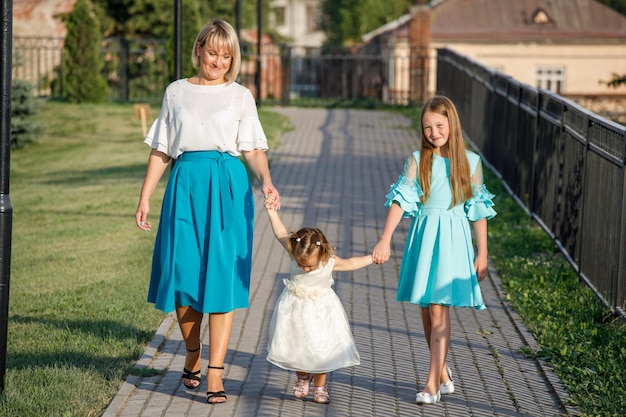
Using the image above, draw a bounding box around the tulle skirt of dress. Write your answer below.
[267,282,360,373]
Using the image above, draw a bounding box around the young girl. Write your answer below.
[372,95,496,405]
[264,197,372,404]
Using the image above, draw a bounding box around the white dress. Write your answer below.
[266,257,360,373]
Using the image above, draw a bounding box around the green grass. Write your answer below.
[0,100,290,417]
[484,169,626,416]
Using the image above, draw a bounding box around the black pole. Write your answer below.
[256,0,262,105]
[0,0,14,394]
[174,0,182,80]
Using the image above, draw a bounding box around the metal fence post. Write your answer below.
[280,45,291,106]
[0,0,14,394]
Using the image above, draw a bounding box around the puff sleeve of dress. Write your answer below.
[464,152,497,221]
[384,152,423,218]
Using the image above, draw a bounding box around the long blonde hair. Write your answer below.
[419,96,471,207]
[191,19,241,83]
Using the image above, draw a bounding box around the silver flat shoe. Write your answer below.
[440,365,455,395]
[416,390,441,404]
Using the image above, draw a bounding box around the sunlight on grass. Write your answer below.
[0,100,291,417]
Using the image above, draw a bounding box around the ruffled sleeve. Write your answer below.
[237,89,269,152]
[385,153,423,218]
[465,184,496,221]
[464,154,496,221]
[143,92,172,156]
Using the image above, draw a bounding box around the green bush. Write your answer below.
[62,0,108,103]
[11,79,41,148]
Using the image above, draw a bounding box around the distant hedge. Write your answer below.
[11,79,40,149]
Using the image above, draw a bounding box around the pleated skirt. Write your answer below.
[147,151,254,313]
[396,207,486,310]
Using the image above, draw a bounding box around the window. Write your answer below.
[306,5,321,33]
[535,66,564,94]
[532,8,552,24]
[271,6,286,28]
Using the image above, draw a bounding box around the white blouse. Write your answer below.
[144,79,268,158]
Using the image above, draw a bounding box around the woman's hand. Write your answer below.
[135,200,152,231]
[262,184,281,210]
[264,193,278,210]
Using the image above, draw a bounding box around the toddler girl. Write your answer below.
[265,198,372,403]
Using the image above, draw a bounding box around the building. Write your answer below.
[360,0,626,114]
[269,0,325,50]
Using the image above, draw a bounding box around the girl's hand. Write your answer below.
[474,255,488,281]
[264,193,277,210]
[372,241,391,264]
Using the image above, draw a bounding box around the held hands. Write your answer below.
[262,184,281,211]
[264,193,280,210]
[372,240,391,264]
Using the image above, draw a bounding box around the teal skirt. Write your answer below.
[147,151,254,313]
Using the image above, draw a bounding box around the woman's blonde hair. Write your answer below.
[288,227,333,266]
[419,95,471,207]
[191,19,241,83]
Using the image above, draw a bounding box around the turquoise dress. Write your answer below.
[386,151,496,309]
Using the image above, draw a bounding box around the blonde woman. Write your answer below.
[135,19,280,404]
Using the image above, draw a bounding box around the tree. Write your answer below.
[11,80,41,148]
[92,0,272,39]
[596,0,626,16]
[321,0,413,49]
[91,0,272,83]
[596,0,626,87]
[62,0,108,102]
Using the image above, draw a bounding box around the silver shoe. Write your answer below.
[415,390,441,404]
[440,365,455,395]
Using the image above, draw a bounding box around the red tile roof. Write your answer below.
[430,0,626,42]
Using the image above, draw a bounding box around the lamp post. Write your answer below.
[256,0,262,106]
[174,0,182,80]
[0,0,14,394]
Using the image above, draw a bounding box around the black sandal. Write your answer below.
[206,365,227,404]
[182,341,202,389]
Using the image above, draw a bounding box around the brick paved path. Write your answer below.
[103,108,576,417]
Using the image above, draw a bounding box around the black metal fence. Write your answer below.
[12,37,411,104]
[437,47,626,317]
[12,37,64,97]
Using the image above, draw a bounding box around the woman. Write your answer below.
[135,19,280,405]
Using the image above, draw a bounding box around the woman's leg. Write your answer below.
[176,305,203,388]
[422,304,450,395]
[206,311,234,402]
